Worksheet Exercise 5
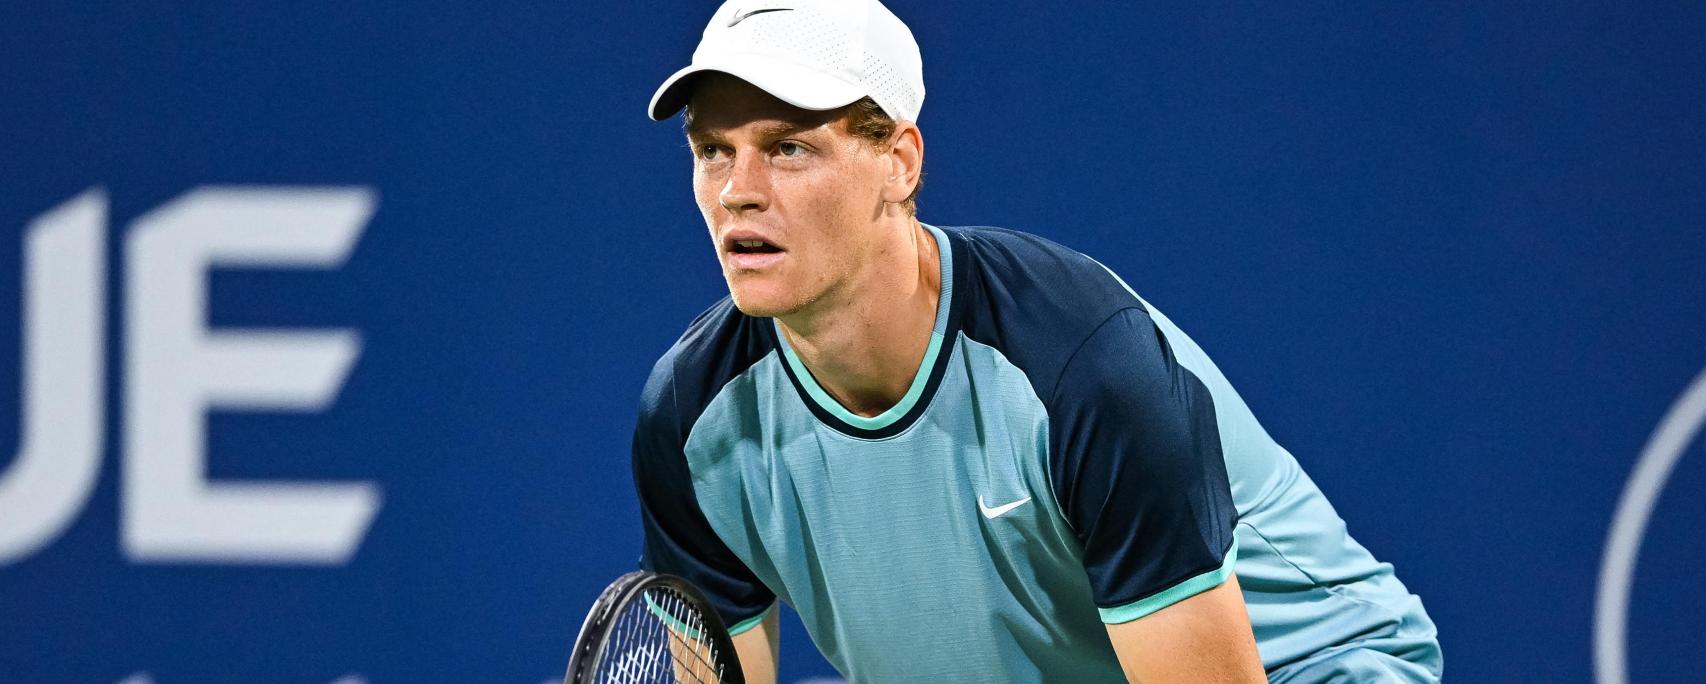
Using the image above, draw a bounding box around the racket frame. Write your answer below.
[564,570,746,684]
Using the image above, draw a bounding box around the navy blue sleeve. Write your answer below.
[1048,306,1239,622]
[632,352,776,631]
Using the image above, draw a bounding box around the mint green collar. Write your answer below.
[772,224,953,431]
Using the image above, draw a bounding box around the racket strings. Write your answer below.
[657,589,720,683]
[596,585,725,684]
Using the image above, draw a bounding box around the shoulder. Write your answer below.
[637,296,776,441]
[945,224,1115,287]
[942,228,1241,614]
[940,224,1152,399]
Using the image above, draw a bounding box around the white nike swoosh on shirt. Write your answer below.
[978,495,1033,519]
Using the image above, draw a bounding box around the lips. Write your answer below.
[723,231,785,270]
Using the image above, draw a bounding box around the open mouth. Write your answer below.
[730,239,783,255]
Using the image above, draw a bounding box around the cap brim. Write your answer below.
[647,54,868,121]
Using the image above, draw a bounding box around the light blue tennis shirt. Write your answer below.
[634,225,1441,682]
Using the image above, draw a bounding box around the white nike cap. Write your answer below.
[647,0,925,123]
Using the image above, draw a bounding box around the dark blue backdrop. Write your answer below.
[3,2,1703,682]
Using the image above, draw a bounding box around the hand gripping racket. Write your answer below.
[564,571,745,684]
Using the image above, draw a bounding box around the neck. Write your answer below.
[777,218,941,418]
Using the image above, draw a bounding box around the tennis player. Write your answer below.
[633,1,1442,681]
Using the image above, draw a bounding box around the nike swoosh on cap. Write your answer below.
[727,7,793,27]
[978,495,1033,519]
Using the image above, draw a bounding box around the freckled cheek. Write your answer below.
[693,178,727,239]
[779,172,838,221]
[691,173,715,214]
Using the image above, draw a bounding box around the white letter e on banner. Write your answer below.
[124,187,381,564]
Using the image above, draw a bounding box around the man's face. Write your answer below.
[686,74,893,318]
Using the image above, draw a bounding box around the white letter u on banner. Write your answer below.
[0,189,107,565]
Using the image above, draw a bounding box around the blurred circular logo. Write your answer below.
[1595,367,1706,684]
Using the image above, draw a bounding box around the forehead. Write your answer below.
[684,73,846,138]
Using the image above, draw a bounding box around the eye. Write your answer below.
[776,141,805,157]
[696,144,725,161]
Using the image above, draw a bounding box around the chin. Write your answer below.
[727,290,789,318]
[725,280,801,319]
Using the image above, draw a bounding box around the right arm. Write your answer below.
[632,357,778,682]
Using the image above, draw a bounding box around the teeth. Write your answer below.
[737,240,765,248]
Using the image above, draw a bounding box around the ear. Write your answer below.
[881,121,924,204]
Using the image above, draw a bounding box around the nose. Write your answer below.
[718,153,769,214]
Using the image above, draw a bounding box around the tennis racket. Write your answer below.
[564,571,745,684]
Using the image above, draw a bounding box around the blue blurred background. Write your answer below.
[2,1,1703,681]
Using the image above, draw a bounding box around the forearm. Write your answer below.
[729,605,780,684]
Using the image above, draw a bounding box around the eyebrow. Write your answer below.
[686,120,814,144]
